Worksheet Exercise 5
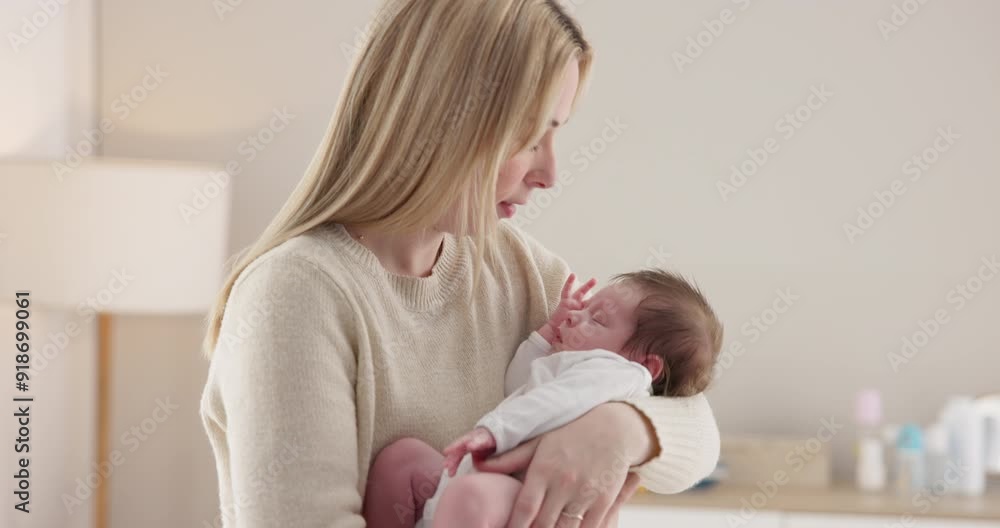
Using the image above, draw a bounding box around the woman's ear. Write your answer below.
[639,353,664,382]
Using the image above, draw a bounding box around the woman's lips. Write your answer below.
[498,201,516,218]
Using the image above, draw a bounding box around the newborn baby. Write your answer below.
[362,268,723,528]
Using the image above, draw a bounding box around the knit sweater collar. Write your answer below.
[321,223,468,311]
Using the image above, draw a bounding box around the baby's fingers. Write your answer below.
[573,277,598,301]
[560,273,577,300]
[443,453,461,477]
[442,438,467,457]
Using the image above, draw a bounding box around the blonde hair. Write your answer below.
[203,0,593,356]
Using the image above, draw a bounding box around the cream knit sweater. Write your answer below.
[200,222,720,527]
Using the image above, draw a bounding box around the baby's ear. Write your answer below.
[639,353,664,383]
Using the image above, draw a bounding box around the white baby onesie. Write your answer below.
[416,331,652,527]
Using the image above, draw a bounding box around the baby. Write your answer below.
[362,268,723,528]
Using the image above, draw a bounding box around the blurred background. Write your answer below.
[1,0,998,527]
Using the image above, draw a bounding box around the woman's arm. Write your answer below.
[614,395,721,493]
[476,397,719,527]
[206,253,365,527]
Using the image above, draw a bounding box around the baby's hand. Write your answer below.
[442,427,497,477]
[542,273,597,343]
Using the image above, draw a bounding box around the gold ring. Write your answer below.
[560,510,585,521]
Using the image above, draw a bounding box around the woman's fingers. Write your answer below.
[535,480,587,528]
[475,437,539,474]
[501,404,638,528]
[504,475,547,528]
[587,472,639,528]
[575,480,614,528]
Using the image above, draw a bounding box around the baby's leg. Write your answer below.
[363,438,444,528]
[432,472,522,528]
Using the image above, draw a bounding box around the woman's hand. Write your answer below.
[475,402,655,528]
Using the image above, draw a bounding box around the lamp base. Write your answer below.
[96,313,112,528]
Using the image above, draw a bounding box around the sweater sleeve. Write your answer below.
[624,394,721,494]
[508,223,722,494]
[210,254,365,527]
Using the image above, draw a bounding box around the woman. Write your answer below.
[199,1,720,527]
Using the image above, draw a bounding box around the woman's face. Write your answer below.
[495,59,580,220]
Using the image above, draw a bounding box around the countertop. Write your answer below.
[628,482,1000,521]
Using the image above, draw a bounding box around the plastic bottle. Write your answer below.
[924,422,950,493]
[855,389,887,492]
[858,437,887,492]
[882,423,901,485]
[941,396,985,496]
[895,423,925,496]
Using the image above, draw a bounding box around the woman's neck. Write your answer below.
[343,224,445,278]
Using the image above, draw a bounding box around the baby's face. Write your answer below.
[551,282,641,354]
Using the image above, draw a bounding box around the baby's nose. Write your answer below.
[567,311,584,326]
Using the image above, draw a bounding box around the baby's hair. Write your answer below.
[610,268,723,397]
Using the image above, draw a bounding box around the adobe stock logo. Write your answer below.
[53,65,170,182]
[717,85,833,201]
[6,0,70,52]
[714,288,799,381]
[842,126,959,244]
[887,254,998,373]
[878,0,934,41]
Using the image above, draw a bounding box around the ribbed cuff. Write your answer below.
[623,394,721,494]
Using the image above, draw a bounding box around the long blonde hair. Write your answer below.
[203,0,593,356]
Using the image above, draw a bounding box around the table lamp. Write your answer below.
[0,157,231,528]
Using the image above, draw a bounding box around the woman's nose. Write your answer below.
[528,167,556,189]
[526,140,557,189]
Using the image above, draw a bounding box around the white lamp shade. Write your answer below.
[0,158,231,314]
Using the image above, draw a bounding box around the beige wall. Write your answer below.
[0,0,96,158]
[2,2,98,527]
[95,0,999,524]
